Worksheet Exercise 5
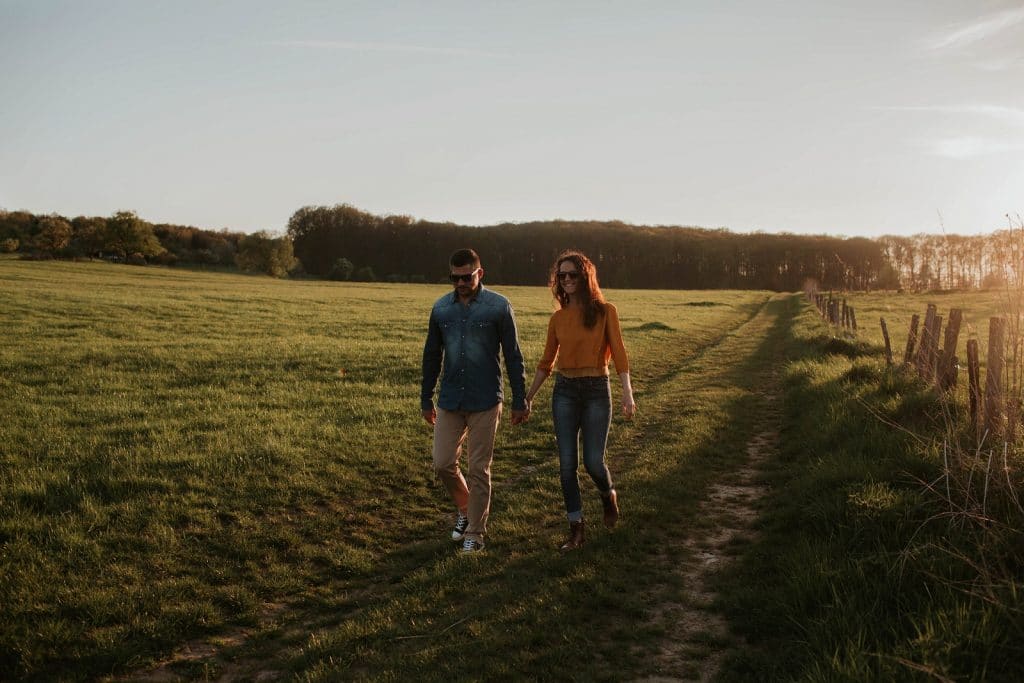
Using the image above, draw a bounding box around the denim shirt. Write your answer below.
[421,286,527,412]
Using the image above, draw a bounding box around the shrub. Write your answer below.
[354,266,377,282]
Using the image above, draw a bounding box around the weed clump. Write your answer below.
[821,336,873,358]
[630,321,674,332]
[841,361,881,384]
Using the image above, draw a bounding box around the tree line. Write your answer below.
[287,203,1016,291]
[3,204,1017,290]
[0,209,295,277]
[878,229,1023,290]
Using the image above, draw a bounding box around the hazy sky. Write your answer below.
[2,1,1022,237]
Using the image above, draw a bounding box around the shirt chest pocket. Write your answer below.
[470,319,496,341]
[439,320,458,342]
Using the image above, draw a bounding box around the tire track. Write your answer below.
[628,295,791,682]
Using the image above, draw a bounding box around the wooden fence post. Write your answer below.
[967,339,981,435]
[984,317,1006,439]
[936,308,962,391]
[850,307,857,331]
[904,314,920,365]
[916,305,939,379]
[928,314,943,381]
[914,305,936,372]
[880,318,893,365]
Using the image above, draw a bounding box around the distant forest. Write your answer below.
[2,205,1019,291]
[286,204,1021,291]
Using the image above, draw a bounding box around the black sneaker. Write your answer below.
[460,538,485,553]
[451,511,469,541]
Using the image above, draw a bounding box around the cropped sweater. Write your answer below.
[536,302,630,376]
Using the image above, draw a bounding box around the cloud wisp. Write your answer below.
[268,40,501,58]
[874,104,1024,159]
[926,7,1024,52]
[931,137,1024,160]
[877,104,1024,127]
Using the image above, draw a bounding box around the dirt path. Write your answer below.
[630,296,788,682]
[638,421,778,682]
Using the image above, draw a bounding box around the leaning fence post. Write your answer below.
[984,317,1007,440]
[880,318,893,366]
[904,314,920,365]
[967,339,981,435]
[927,315,943,381]
[936,308,962,391]
[914,305,936,372]
[916,305,938,379]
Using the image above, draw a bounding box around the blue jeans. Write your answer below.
[552,374,613,522]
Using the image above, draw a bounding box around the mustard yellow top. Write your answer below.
[537,302,630,375]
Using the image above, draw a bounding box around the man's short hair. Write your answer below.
[450,248,480,269]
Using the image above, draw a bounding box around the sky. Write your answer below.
[1,1,1022,238]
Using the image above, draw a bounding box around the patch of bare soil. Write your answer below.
[107,600,294,683]
[636,412,779,682]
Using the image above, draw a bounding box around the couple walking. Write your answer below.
[421,248,636,553]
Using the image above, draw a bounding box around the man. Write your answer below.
[421,248,529,553]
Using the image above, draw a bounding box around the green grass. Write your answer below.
[0,259,772,680]
[716,291,1024,682]
[3,260,1021,681]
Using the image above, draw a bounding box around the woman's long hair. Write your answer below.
[549,250,605,328]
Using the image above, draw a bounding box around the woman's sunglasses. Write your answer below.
[449,269,481,283]
[557,271,580,281]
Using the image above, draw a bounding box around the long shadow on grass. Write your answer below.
[89,294,784,682]
[265,296,803,680]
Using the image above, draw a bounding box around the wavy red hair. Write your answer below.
[549,250,606,328]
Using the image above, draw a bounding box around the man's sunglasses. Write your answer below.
[557,271,580,281]
[449,269,481,283]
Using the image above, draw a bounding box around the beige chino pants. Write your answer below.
[432,403,502,543]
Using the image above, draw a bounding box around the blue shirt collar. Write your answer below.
[450,283,485,304]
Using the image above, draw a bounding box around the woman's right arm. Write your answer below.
[526,315,559,410]
[525,369,550,403]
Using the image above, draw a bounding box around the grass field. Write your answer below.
[2,259,1021,681]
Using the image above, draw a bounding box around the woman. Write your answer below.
[524,250,636,551]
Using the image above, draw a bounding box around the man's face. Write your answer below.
[450,264,482,297]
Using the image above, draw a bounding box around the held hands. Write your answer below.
[510,399,532,426]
